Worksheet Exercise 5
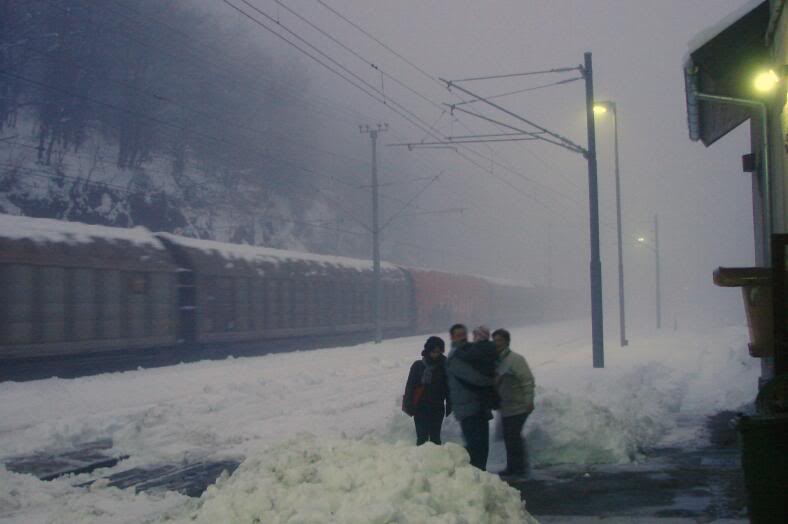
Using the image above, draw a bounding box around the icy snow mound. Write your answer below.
[169,436,537,524]
[0,465,188,524]
[527,389,639,465]
[525,363,687,466]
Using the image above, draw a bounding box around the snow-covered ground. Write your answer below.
[0,320,759,523]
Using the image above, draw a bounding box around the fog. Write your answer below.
[0,0,756,334]
[235,0,756,331]
[0,4,770,518]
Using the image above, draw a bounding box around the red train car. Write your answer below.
[408,268,494,333]
[0,215,574,363]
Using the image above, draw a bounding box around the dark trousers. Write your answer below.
[460,416,490,470]
[414,410,443,445]
[502,412,530,474]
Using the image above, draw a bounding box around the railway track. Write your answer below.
[0,330,395,383]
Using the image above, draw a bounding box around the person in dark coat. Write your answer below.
[402,336,451,445]
[446,324,498,470]
[456,325,498,378]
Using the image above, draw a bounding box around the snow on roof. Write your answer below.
[159,233,401,273]
[0,213,162,248]
[685,0,765,62]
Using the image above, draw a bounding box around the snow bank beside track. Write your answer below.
[376,327,758,467]
[168,436,537,524]
[524,327,758,466]
[0,321,761,522]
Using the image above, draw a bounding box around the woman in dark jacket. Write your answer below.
[402,336,451,445]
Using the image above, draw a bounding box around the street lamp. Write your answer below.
[594,100,628,347]
[753,69,780,93]
[689,66,788,264]
[636,214,661,330]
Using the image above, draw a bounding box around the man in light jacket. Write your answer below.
[493,328,535,479]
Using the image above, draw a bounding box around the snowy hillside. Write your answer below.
[0,0,363,255]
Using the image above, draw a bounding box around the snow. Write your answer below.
[168,437,537,524]
[158,232,404,273]
[0,213,161,249]
[684,0,765,62]
[0,320,759,522]
[523,327,758,466]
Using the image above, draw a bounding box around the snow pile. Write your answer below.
[525,362,688,465]
[0,321,760,521]
[169,436,537,524]
[522,327,757,466]
[526,388,640,465]
[0,466,187,524]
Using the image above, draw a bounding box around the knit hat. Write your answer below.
[473,325,491,341]
[422,336,445,356]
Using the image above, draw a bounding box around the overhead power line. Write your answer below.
[452,76,584,107]
[303,0,598,218]
[450,67,582,83]
[221,0,573,217]
[314,0,440,86]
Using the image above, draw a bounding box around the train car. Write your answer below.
[487,277,546,327]
[0,215,177,359]
[156,234,413,344]
[407,268,494,333]
[0,215,576,364]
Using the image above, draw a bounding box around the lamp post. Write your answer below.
[655,214,661,330]
[593,101,628,347]
[636,215,661,330]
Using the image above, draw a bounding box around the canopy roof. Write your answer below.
[684,0,771,146]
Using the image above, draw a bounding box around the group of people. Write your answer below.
[402,323,535,480]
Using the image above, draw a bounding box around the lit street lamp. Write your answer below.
[636,214,662,330]
[689,66,786,264]
[753,69,780,93]
[594,100,628,347]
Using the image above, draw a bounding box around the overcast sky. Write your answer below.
[224,0,758,332]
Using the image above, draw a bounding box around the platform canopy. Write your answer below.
[684,0,771,146]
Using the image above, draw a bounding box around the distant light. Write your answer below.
[637,237,646,243]
[754,69,780,93]
[593,104,608,116]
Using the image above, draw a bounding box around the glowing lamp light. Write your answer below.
[754,69,780,93]
[593,104,608,116]
[637,237,646,244]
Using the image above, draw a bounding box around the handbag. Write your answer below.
[402,384,426,417]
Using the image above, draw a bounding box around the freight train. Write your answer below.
[0,214,578,360]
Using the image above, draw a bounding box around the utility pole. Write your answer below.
[584,52,604,368]
[655,213,661,330]
[361,123,387,343]
[547,222,553,288]
[398,53,605,367]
